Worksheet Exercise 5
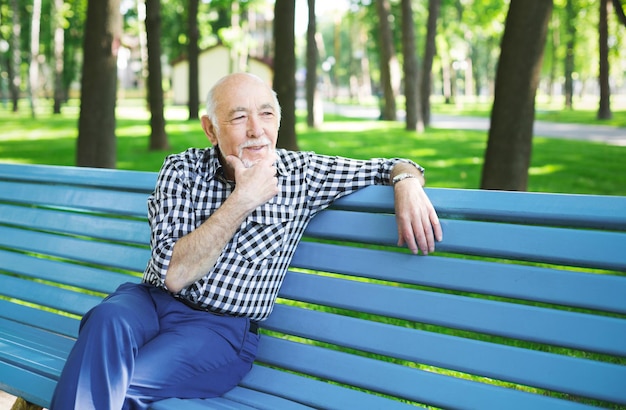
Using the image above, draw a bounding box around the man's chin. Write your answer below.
[240,147,275,168]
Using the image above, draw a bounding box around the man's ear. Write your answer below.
[201,115,218,146]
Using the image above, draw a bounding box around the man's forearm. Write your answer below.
[164,194,251,293]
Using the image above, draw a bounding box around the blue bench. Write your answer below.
[1,162,625,410]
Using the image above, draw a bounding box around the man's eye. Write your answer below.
[261,111,274,117]
[230,115,246,123]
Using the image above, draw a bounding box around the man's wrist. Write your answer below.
[392,172,418,186]
[391,164,425,186]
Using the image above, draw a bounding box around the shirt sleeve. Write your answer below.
[305,153,417,214]
[144,155,198,288]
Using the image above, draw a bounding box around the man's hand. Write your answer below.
[394,177,443,255]
[226,152,279,212]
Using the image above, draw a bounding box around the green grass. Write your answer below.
[1,97,625,195]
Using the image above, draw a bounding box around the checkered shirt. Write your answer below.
[142,147,416,321]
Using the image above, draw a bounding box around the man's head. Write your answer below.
[201,73,281,169]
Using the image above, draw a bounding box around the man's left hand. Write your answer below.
[394,178,443,255]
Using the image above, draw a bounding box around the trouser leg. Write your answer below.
[50,283,160,410]
[123,286,259,409]
[50,282,259,410]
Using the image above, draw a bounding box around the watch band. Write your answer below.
[392,165,425,186]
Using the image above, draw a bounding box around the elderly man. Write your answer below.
[51,73,442,409]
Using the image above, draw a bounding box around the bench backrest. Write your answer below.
[1,163,625,409]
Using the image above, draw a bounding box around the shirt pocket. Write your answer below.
[235,204,294,262]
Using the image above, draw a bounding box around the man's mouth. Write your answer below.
[244,145,266,152]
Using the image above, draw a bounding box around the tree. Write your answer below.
[400,0,422,132]
[305,0,321,128]
[420,0,440,127]
[52,0,66,114]
[597,0,612,119]
[613,0,626,25]
[375,0,398,121]
[274,0,298,150]
[563,0,576,109]
[481,0,553,191]
[145,0,169,150]
[187,0,199,120]
[28,0,42,118]
[9,0,21,112]
[76,0,121,168]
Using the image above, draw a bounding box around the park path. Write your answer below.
[323,103,626,146]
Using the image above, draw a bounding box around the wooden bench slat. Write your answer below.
[441,219,626,271]
[153,386,317,410]
[152,397,260,410]
[264,304,626,404]
[238,365,416,410]
[219,387,317,409]
[0,275,103,316]
[0,300,80,338]
[292,242,626,314]
[0,162,157,192]
[0,203,149,245]
[0,226,150,273]
[0,361,55,409]
[0,180,149,217]
[153,398,257,410]
[333,185,626,230]
[0,250,136,295]
[255,337,595,410]
[279,271,626,356]
[306,210,626,271]
[0,319,72,369]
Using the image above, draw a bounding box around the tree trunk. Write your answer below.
[76,0,121,168]
[421,0,440,126]
[52,0,65,114]
[29,0,42,118]
[480,0,553,191]
[146,0,170,150]
[9,0,21,112]
[612,0,626,26]
[187,0,200,120]
[401,0,422,132]
[563,0,576,110]
[597,0,612,120]
[375,0,397,121]
[306,0,320,128]
[274,0,298,150]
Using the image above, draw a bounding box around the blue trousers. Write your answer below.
[50,282,259,410]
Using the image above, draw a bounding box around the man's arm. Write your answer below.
[164,154,278,293]
[390,162,442,255]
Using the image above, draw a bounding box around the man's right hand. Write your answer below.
[226,152,279,212]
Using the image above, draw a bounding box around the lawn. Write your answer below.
[1,97,625,196]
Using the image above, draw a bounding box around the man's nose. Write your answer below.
[247,115,264,138]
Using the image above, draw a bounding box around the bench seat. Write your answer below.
[1,163,625,409]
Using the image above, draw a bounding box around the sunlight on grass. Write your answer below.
[529,164,565,176]
[1,98,625,195]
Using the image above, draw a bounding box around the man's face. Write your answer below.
[202,75,279,170]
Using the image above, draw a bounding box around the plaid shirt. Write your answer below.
[142,147,415,321]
